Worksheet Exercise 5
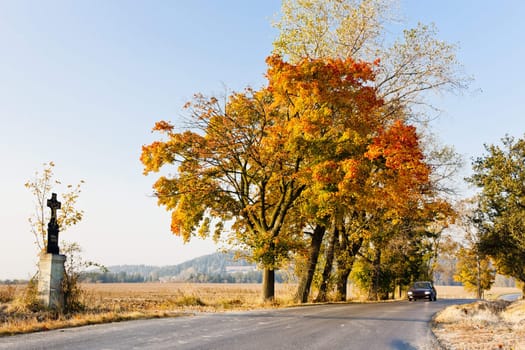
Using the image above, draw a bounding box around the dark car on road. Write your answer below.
[408,281,437,301]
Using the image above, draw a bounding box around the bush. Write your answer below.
[61,241,106,313]
[9,278,42,313]
[62,269,85,312]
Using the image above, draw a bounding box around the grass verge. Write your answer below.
[432,299,525,350]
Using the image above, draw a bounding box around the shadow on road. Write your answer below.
[390,339,418,350]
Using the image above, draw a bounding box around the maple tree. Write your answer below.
[292,111,444,302]
[265,55,388,302]
[271,0,464,302]
[142,2,462,302]
[454,246,495,299]
[301,116,454,302]
[142,55,385,301]
[142,89,302,300]
[341,120,446,300]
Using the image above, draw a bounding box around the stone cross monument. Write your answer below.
[46,193,61,254]
[38,193,66,310]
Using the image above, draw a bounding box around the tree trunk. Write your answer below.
[335,267,351,301]
[476,254,483,299]
[335,236,363,301]
[316,227,338,302]
[334,231,349,302]
[368,249,381,301]
[262,268,275,301]
[295,225,326,303]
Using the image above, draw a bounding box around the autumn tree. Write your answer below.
[142,1,465,303]
[296,114,447,303]
[296,115,445,302]
[433,234,460,285]
[25,162,84,252]
[468,136,525,296]
[455,247,495,299]
[346,120,449,300]
[265,54,384,303]
[141,55,384,301]
[272,0,464,302]
[447,198,494,299]
[141,89,302,301]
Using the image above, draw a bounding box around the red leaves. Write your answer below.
[365,119,429,182]
[361,119,431,218]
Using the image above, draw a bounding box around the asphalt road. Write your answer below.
[499,293,522,302]
[0,299,471,350]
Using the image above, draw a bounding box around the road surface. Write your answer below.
[0,299,471,350]
[499,293,522,302]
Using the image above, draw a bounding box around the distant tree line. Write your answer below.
[78,267,287,284]
[80,271,148,283]
[0,279,29,285]
[76,252,291,284]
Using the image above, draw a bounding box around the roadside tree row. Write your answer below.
[141,0,466,301]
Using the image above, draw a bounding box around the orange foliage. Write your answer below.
[365,119,430,182]
[140,54,439,272]
[152,120,174,132]
[265,55,383,140]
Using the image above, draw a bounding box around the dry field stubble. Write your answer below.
[435,286,521,300]
[80,282,297,312]
[0,283,296,336]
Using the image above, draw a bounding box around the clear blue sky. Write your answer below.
[1,1,524,279]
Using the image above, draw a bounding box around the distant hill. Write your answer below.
[80,252,290,283]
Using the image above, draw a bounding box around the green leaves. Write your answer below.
[469,135,525,284]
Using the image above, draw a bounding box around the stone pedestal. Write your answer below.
[37,253,66,309]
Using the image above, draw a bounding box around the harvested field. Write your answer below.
[435,285,521,300]
[0,283,296,336]
[80,282,297,312]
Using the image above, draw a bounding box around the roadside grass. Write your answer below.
[433,299,525,349]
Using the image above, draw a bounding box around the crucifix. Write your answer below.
[46,193,61,254]
[47,193,61,221]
